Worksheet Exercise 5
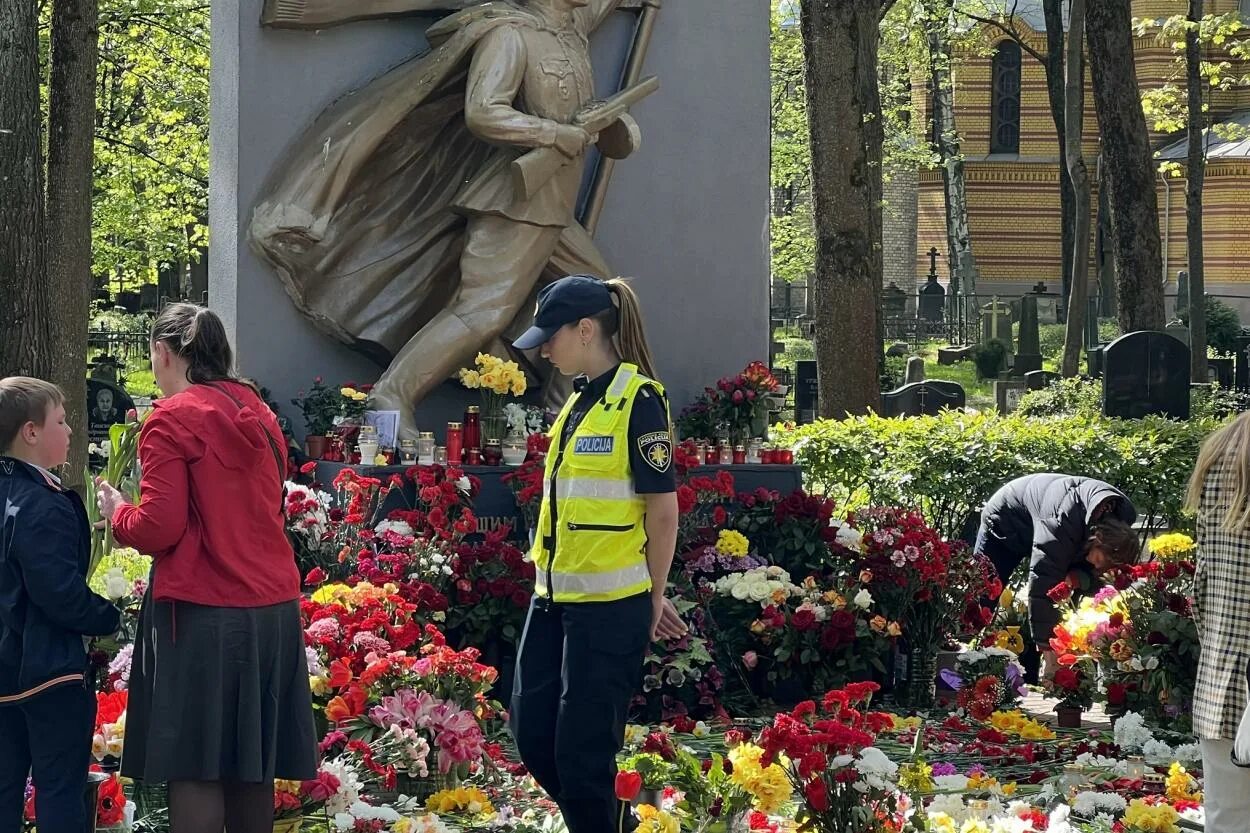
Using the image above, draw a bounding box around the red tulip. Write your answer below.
[615,770,642,802]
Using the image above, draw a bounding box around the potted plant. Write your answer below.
[291,377,341,458]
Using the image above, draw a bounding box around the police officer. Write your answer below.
[509,274,686,833]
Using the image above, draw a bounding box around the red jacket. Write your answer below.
[112,381,300,607]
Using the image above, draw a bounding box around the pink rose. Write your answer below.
[742,650,759,670]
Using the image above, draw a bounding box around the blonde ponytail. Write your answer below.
[600,278,659,380]
[1185,410,1250,532]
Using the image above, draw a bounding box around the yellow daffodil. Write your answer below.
[1122,799,1180,833]
[898,760,934,792]
[1165,762,1202,803]
[425,786,494,816]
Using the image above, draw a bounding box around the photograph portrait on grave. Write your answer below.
[251,0,659,440]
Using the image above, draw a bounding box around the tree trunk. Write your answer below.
[1085,0,1165,332]
[0,0,52,378]
[1042,0,1076,314]
[47,0,99,488]
[800,0,883,418]
[1186,0,1206,381]
[927,0,977,302]
[1062,0,1091,377]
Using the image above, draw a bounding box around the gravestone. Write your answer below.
[208,0,771,428]
[1165,321,1190,348]
[880,381,966,418]
[918,275,946,323]
[795,360,817,425]
[1013,296,1043,376]
[1208,357,1235,388]
[1102,331,1190,420]
[882,282,908,318]
[886,342,910,358]
[86,379,135,446]
[1234,333,1250,389]
[981,298,1014,353]
[1024,370,1059,390]
[938,344,977,365]
[905,356,926,384]
[1031,282,1059,325]
[1175,270,1190,319]
[994,380,1028,414]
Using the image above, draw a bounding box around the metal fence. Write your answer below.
[88,327,149,361]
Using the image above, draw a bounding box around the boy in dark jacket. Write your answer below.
[973,473,1140,679]
[0,377,120,833]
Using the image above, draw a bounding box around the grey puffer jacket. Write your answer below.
[979,473,1136,645]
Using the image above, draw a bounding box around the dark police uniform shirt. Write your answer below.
[559,364,676,494]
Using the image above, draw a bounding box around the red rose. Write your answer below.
[1109,612,1125,629]
[614,770,642,802]
[828,610,856,633]
[1053,668,1080,690]
[303,566,327,586]
[511,589,530,608]
[791,609,818,632]
[1047,582,1072,603]
[1107,683,1127,705]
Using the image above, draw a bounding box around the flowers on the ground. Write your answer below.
[727,743,793,814]
[425,785,494,816]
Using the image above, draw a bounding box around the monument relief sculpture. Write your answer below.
[252,0,658,439]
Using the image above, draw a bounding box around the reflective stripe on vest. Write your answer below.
[533,561,652,598]
[541,477,637,501]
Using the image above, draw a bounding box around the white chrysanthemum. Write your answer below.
[927,793,968,821]
[1071,791,1126,817]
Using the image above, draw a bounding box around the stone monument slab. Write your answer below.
[881,381,966,418]
[86,379,135,446]
[209,0,770,434]
[1102,331,1190,420]
[994,379,1027,414]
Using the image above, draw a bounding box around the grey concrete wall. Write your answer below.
[210,0,770,436]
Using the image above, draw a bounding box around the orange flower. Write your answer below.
[328,658,353,689]
[1057,653,1079,667]
[325,696,353,723]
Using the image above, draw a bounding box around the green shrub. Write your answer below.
[880,355,906,391]
[782,410,1217,539]
[1015,377,1102,419]
[1181,297,1241,356]
[972,339,1008,380]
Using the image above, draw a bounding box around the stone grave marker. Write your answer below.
[918,274,946,323]
[1013,295,1043,375]
[994,380,1028,414]
[1102,331,1190,420]
[1024,369,1059,390]
[87,379,135,446]
[981,298,1014,354]
[795,360,817,425]
[881,381,966,417]
[1031,282,1059,325]
[905,356,926,384]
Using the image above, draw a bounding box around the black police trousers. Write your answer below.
[0,681,96,833]
[509,591,651,833]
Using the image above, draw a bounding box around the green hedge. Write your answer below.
[782,411,1218,539]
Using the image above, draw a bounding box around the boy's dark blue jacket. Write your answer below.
[0,456,120,703]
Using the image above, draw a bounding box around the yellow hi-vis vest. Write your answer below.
[530,363,667,603]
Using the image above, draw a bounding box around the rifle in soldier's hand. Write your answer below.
[511,75,659,203]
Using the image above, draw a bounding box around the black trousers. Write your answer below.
[509,592,651,833]
[0,681,96,833]
[972,523,1042,683]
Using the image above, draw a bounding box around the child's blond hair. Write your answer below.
[0,377,65,453]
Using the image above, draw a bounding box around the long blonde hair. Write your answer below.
[595,278,659,380]
[1185,411,1250,532]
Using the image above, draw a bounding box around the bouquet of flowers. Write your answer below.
[940,646,1027,720]
[458,353,527,441]
[758,682,905,833]
[676,362,779,443]
[340,382,372,424]
[273,768,342,820]
[443,529,535,649]
[729,487,838,579]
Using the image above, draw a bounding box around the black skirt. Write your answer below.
[121,596,318,783]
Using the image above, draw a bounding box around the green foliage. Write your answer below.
[1181,296,1242,356]
[783,410,1217,539]
[881,355,907,391]
[40,0,209,289]
[972,339,1007,380]
[1015,377,1104,419]
[1135,11,1250,138]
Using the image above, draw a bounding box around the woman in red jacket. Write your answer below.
[95,303,315,833]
